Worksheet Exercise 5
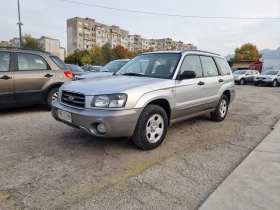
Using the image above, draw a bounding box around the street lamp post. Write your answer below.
[17,0,23,48]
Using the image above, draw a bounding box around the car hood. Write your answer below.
[78,72,113,79]
[62,76,173,95]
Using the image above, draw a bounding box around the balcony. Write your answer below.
[84,25,90,30]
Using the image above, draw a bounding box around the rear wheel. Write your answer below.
[132,104,168,150]
[254,83,259,86]
[239,78,245,85]
[210,94,229,122]
[46,87,59,110]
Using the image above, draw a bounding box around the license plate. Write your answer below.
[57,109,72,123]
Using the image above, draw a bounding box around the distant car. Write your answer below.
[77,59,129,80]
[66,64,86,78]
[254,70,280,87]
[82,65,103,72]
[233,69,259,85]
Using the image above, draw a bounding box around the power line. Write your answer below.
[60,0,280,20]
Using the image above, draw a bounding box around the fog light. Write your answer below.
[97,123,106,134]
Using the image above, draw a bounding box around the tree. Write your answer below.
[231,43,262,61]
[113,45,129,59]
[81,55,92,66]
[89,46,104,65]
[22,34,40,49]
[64,49,90,66]
[64,54,76,64]
[102,43,115,63]
[171,46,177,50]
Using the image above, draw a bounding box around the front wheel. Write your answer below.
[254,82,259,86]
[46,87,59,110]
[132,104,168,150]
[210,94,229,122]
[239,78,245,85]
[272,80,277,87]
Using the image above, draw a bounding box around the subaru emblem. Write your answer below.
[68,96,75,101]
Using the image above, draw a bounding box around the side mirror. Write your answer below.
[180,70,196,79]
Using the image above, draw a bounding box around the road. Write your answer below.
[0,85,280,210]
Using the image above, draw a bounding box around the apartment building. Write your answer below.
[67,17,197,54]
[9,38,21,47]
[0,41,11,47]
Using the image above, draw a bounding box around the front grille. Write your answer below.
[61,91,85,109]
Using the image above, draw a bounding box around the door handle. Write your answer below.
[198,81,205,86]
[44,74,53,78]
[219,79,224,83]
[0,75,12,80]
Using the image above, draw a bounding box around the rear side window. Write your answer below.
[0,52,10,71]
[17,53,48,71]
[200,56,219,77]
[215,57,231,75]
[50,56,67,70]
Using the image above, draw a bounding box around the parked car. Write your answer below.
[77,59,129,80]
[66,64,86,78]
[52,50,235,150]
[82,65,103,72]
[254,70,280,87]
[233,69,260,85]
[0,47,73,109]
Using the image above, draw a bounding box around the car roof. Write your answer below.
[113,59,130,61]
[0,47,51,55]
[142,49,221,56]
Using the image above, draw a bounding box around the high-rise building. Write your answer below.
[67,17,197,54]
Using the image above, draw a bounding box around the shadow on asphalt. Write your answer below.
[0,104,48,115]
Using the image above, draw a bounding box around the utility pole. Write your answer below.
[17,0,23,48]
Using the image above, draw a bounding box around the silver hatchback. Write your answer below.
[52,50,235,150]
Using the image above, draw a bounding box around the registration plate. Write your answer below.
[57,109,72,123]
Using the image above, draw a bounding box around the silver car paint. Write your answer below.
[52,51,235,137]
[254,70,280,83]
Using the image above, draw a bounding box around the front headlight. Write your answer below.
[268,77,273,79]
[91,94,127,108]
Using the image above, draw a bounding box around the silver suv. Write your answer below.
[52,50,235,150]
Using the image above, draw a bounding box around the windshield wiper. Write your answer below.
[122,73,145,77]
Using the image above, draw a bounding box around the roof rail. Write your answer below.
[180,49,221,56]
[0,46,51,54]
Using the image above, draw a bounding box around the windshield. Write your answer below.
[115,53,181,79]
[261,70,279,75]
[66,64,84,72]
[100,61,128,72]
[233,70,247,74]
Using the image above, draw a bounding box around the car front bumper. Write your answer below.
[51,101,143,138]
[254,79,273,84]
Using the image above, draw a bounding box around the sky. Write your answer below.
[0,0,280,56]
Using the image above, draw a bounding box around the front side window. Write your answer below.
[200,56,219,77]
[115,53,181,79]
[17,53,48,71]
[0,52,10,72]
[180,55,202,78]
[214,57,231,75]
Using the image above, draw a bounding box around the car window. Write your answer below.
[126,60,149,74]
[0,52,10,72]
[180,55,202,78]
[66,64,84,72]
[214,57,231,75]
[17,53,48,71]
[200,56,219,77]
[101,61,128,72]
[50,56,67,70]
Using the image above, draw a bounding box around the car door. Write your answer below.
[174,55,207,119]
[0,51,15,107]
[200,56,223,110]
[245,70,254,82]
[14,52,54,104]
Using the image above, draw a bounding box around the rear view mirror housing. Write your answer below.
[180,70,196,80]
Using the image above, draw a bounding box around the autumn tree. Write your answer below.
[89,46,104,65]
[113,45,129,59]
[102,43,115,63]
[171,46,177,50]
[231,43,262,61]
[22,34,40,49]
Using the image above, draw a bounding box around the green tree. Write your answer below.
[89,46,104,65]
[231,43,262,61]
[64,54,76,64]
[102,43,115,63]
[22,34,40,49]
[81,55,92,66]
[171,46,177,50]
[64,49,90,66]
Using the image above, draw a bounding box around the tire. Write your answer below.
[46,87,59,110]
[271,80,277,87]
[239,78,245,85]
[210,94,229,122]
[254,83,259,86]
[132,104,168,150]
